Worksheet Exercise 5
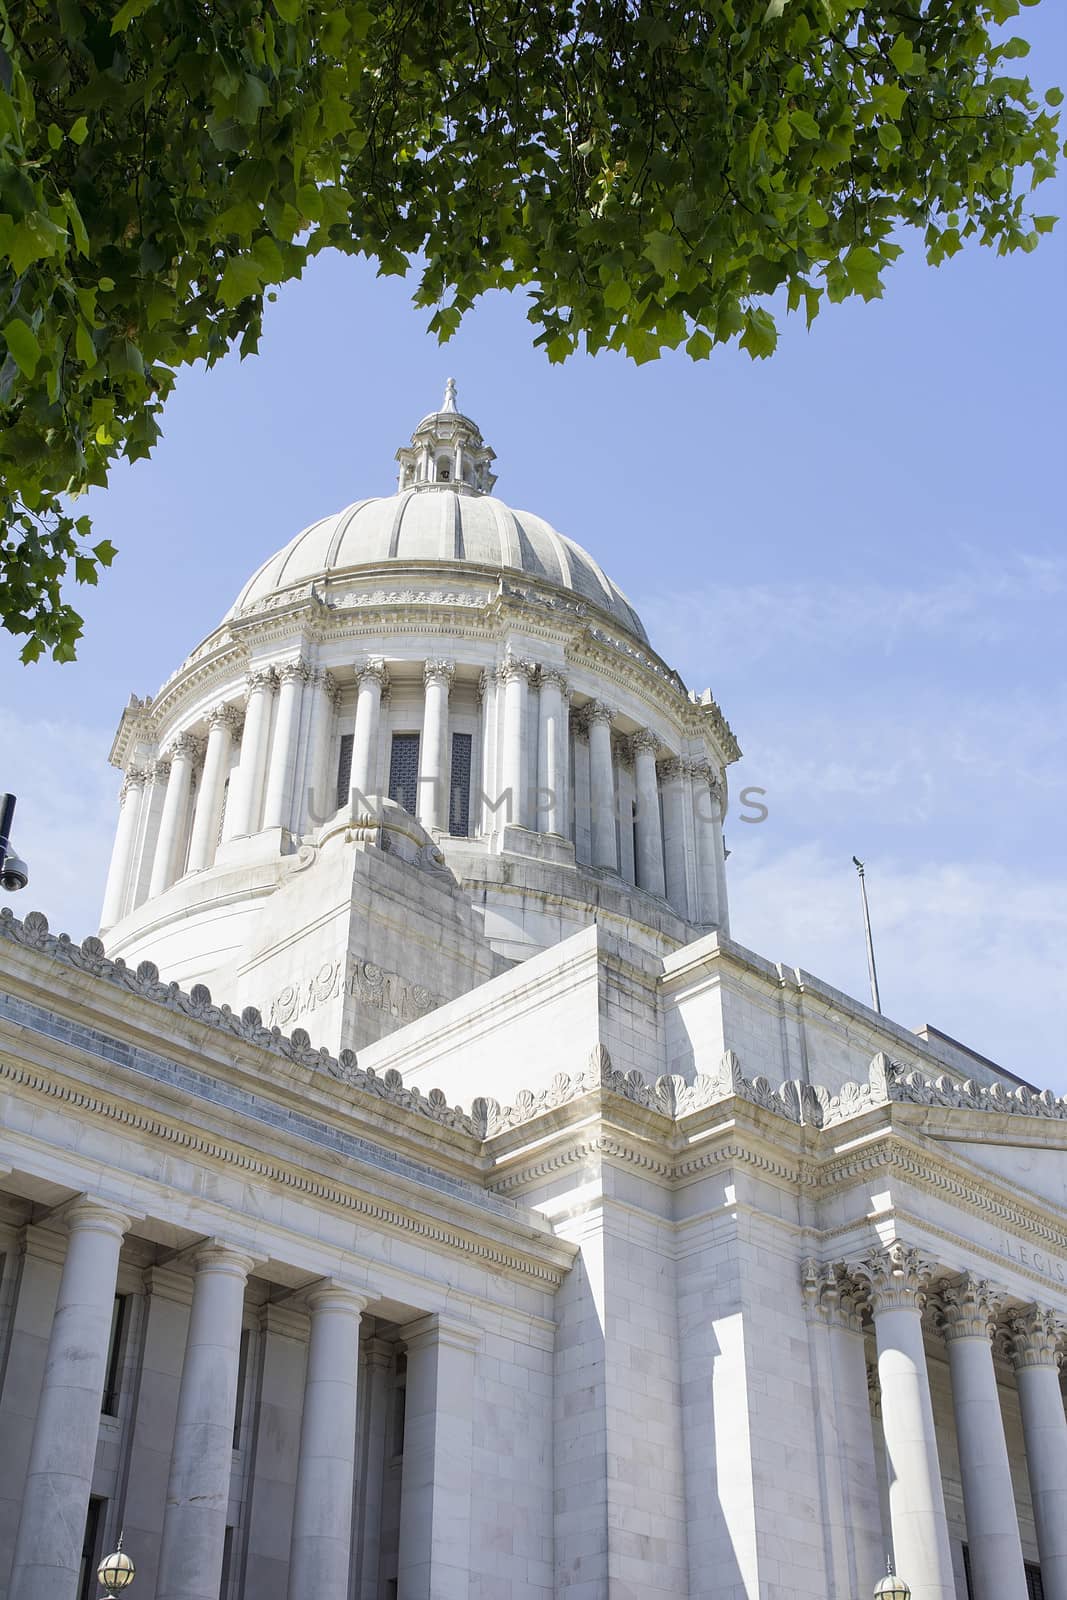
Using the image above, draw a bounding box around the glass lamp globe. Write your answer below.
[97,1547,135,1596]
[874,1560,911,1600]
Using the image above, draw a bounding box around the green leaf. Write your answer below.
[93,540,118,566]
[686,328,713,359]
[111,0,156,32]
[878,124,902,152]
[739,308,778,359]
[2,318,42,378]
[272,0,301,20]
[218,255,265,307]
[1045,87,1064,107]
[889,35,915,74]
[70,116,89,145]
[791,109,821,141]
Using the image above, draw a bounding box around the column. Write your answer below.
[570,711,591,862]
[536,668,568,835]
[287,1285,369,1600]
[1009,1305,1067,1600]
[263,658,309,831]
[710,775,730,935]
[658,758,689,916]
[9,1198,132,1600]
[418,659,455,832]
[301,670,338,829]
[476,669,497,837]
[187,706,240,872]
[803,1263,884,1599]
[615,738,636,882]
[632,731,666,897]
[852,1241,956,1600]
[131,755,169,907]
[937,1276,1027,1600]
[100,765,147,927]
[156,1242,257,1600]
[689,761,722,925]
[351,659,388,798]
[148,732,201,897]
[224,668,277,839]
[397,1314,480,1600]
[586,701,618,871]
[499,656,532,829]
[357,1340,393,1600]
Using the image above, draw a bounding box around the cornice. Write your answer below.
[0,1057,568,1289]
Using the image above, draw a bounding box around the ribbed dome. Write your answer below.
[227,488,649,644]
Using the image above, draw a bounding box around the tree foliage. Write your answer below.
[0,0,1060,660]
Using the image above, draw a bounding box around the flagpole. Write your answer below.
[852,856,882,1014]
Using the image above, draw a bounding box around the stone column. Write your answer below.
[100,765,147,927]
[397,1314,480,1600]
[688,762,722,926]
[417,659,455,833]
[586,701,618,871]
[357,1340,393,1600]
[536,668,568,835]
[130,756,169,908]
[263,658,310,831]
[710,775,729,934]
[300,670,338,828]
[632,730,666,897]
[351,659,388,799]
[851,1242,955,1600]
[156,1242,257,1600]
[935,1276,1027,1600]
[287,1285,369,1600]
[9,1198,132,1600]
[499,657,532,829]
[1009,1305,1067,1600]
[804,1262,884,1598]
[658,757,689,917]
[148,732,201,898]
[187,706,240,872]
[224,668,277,840]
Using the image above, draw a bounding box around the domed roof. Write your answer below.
[226,383,649,644]
[228,490,649,643]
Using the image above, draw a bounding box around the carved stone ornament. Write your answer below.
[167,730,203,764]
[801,1259,866,1332]
[476,668,490,704]
[847,1240,937,1314]
[583,699,616,727]
[1007,1304,1067,1370]
[356,657,390,690]
[631,727,659,756]
[497,654,535,685]
[538,666,570,694]
[423,658,456,689]
[148,757,171,786]
[867,1361,883,1420]
[246,666,278,695]
[119,765,147,801]
[208,703,243,735]
[568,707,589,741]
[320,669,341,707]
[656,755,686,782]
[934,1272,1006,1341]
[278,656,311,685]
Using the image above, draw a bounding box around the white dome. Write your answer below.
[227,488,649,644]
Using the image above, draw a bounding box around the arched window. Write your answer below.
[436,457,451,482]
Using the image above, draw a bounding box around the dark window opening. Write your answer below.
[336,733,353,810]
[101,1295,128,1416]
[219,1526,235,1600]
[232,1327,250,1449]
[388,734,420,817]
[449,732,473,837]
[77,1498,104,1600]
[964,1546,1043,1600]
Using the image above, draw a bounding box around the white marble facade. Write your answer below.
[1,389,1064,1600]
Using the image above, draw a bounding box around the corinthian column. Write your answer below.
[224,667,277,839]
[632,730,666,896]
[149,732,202,897]
[287,1286,370,1600]
[658,757,689,916]
[536,668,568,835]
[156,1242,258,1600]
[935,1275,1027,1600]
[9,1199,133,1600]
[418,659,455,832]
[263,658,310,830]
[1009,1306,1067,1600]
[351,659,388,797]
[100,765,147,927]
[187,705,241,871]
[850,1241,955,1600]
[586,701,618,871]
[301,670,339,828]
[499,656,533,829]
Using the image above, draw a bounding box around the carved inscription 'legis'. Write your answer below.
[269,958,440,1029]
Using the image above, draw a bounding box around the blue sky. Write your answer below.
[2,6,1065,1088]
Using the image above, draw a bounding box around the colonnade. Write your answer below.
[7,1198,476,1600]
[101,650,730,933]
[808,1241,1067,1600]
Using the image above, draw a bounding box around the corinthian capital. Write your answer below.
[801,1259,865,1332]
[1008,1304,1067,1370]
[538,666,569,694]
[167,730,203,764]
[208,702,243,735]
[148,756,171,786]
[934,1272,1006,1342]
[423,658,456,689]
[356,657,389,690]
[498,654,534,686]
[120,765,147,801]
[848,1239,937,1314]
[631,727,659,756]
[246,666,278,695]
[656,755,686,782]
[278,656,311,685]
[583,699,616,727]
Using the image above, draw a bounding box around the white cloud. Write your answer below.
[728,839,1067,1092]
[0,710,117,941]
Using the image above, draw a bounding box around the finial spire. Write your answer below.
[442,377,458,413]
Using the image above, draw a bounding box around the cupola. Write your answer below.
[395,378,497,493]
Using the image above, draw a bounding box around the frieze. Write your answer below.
[269,957,441,1030]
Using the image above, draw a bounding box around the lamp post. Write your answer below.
[98,1533,135,1600]
[874,1555,911,1600]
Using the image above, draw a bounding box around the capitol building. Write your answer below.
[0,385,1064,1600]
